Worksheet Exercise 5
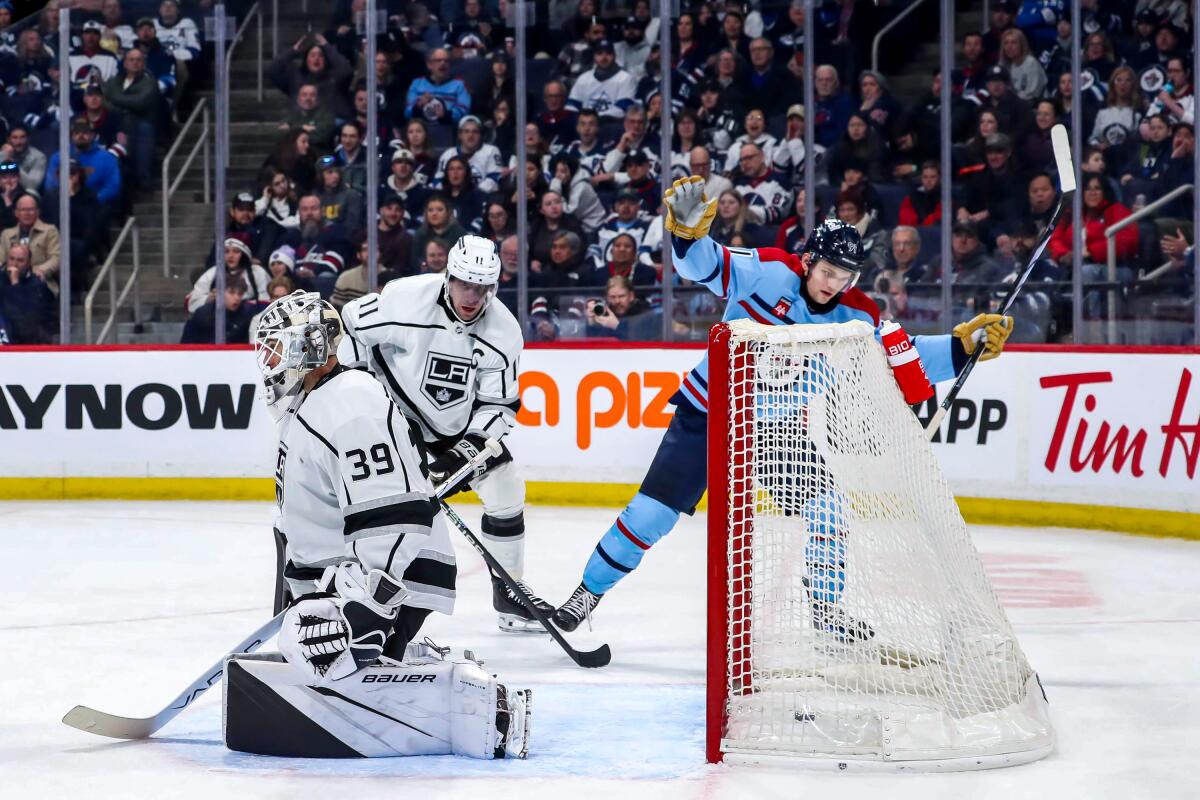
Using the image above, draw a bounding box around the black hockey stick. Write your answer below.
[436,443,609,671]
[924,124,1077,440]
[62,444,504,740]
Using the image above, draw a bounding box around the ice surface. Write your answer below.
[2,501,1198,799]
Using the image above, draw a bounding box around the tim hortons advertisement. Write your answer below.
[0,346,1197,512]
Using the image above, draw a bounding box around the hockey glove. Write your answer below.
[953,313,1014,362]
[664,175,717,240]
[279,561,407,684]
[427,432,491,496]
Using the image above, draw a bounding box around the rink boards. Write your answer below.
[0,343,1198,536]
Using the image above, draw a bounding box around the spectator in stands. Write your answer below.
[271,34,353,120]
[1025,171,1059,231]
[998,28,1046,102]
[154,1,201,64]
[882,226,932,282]
[775,189,807,253]
[582,232,656,288]
[934,220,1004,312]
[255,169,300,259]
[724,108,780,175]
[45,118,122,207]
[103,47,161,191]
[539,230,586,287]
[567,39,637,123]
[814,65,854,148]
[557,14,608,82]
[480,201,514,244]
[420,238,450,275]
[550,154,605,235]
[1082,31,1118,84]
[1,126,45,194]
[1157,122,1195,223]
[1020,100,1061,172]
[1090,66,1142,150]
[134,17,179,120]
[717,7,752,62]
[0,244,55,343]
[858,71,901,142]
[266,276,295,301]
[188,238,270,313]
[378,194,414,277]
[899,161,943,228]
[224,192,264,259]
[280,83,336,152]
[0,163,26,231]
[287,194,354,294]
[960,31,988,93]
[1123,9,1161,65]
[410,193,467,267]
[523,123,554,176]
[533,79,575,155]
[332,239,388,311]
[825,113,887,184]
[619,151,661,214]
[406,48,470,127]
[529,189,584,270]
[334,121,367,193]
[667,109,701,181]
[710,189,765,248]
[476,50,514,127]
[262,128,316,197]
[958,109,1002,170]
[565,109,609,181]
[42,159,103,292]
[1120,113,1173,204]
[1132,22,1185,71]
[181,275,256,344]
[384,148,429,224]
[688,145,732,201]
[596,103,659,188]
[834,188,888,276]
[1049,174,1137,317]
[737,38,794,117]
[401,118,438,180]
[695,81,738,156]
[439,155,486,230]
[732,142,792,226]
[982,0,1017,62]
[615,16,651,79]
[960,134,1025,242]
[315,154,365,233]
[80,83,126,153]
[980,65,1033,139]
[436,115,504,194]
[1143,57,1194,130]
[592,188,651,263]
[585,275,659,340]
[0,194,60,291]
[100,0,137,52]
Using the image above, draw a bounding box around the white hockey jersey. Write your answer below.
[275,365,456,615]
[68,49,119,88]
[434,144,503,194]
[566,68,638,120]
[155,18,201,60]
[722,133,780,174]
[338,273,523,446]
[733,169,794,225]
[564,138,609,178]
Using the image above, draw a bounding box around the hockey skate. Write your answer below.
[552,582,602,632]
[494,684,532,759]
[493,574,554,634]
[810,599,874,645]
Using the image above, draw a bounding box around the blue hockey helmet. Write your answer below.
[803,218,867,275]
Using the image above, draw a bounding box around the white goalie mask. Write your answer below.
[253,291,344,415]
[444,234,501,323]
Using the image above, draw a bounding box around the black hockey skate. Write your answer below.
[552,583,603,633]
[493,574,554,634]
[810,599,875,644]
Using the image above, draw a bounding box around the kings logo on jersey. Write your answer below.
[422,352,473,409]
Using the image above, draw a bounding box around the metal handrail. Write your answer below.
[1105,183,1193,342]
[84,218,141,344]
[224,1,264,112]
[871,0,930,73]
[161,99,211,277]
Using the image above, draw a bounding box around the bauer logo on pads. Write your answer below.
[422,352,473,409]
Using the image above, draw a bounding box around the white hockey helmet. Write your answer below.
[253,291,344,412]
[447,234,502,286]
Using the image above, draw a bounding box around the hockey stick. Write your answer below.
[62,445,501,740]
[440,439,610,667]
[924,124,1076,440]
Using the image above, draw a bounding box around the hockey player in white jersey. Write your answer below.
[242,291,530,760]
[338,234,553,634]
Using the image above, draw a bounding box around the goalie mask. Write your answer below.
[253,291,343,414]
[444,234,501,323]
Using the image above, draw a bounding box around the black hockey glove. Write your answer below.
[427,432,490,496]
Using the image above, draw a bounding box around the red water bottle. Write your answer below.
[880,320,934,404]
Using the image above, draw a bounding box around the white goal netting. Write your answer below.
[711,320,1054,769]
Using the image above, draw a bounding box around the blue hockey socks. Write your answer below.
[582,492,680,595]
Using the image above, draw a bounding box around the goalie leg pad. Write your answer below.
[223,653,530,759]
[583,492,679,595]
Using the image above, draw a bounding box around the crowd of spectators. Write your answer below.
[0,0,211,343]
[173,0,1195,345]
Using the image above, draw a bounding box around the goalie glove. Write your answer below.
[427,432,490,496]
[663,175,717,240]
[953,313,1014,362]
[279,561,407,684]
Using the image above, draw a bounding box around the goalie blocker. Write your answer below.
[224,645,531,759]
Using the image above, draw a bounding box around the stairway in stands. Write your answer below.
[75,8,326,344]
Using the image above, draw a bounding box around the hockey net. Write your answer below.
[706,320,1054,770]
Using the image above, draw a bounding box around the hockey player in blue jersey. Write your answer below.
[552,175,1015,633]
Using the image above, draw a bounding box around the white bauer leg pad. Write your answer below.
[223,652,530,759]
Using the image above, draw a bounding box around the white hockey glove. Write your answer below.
[279,561,408,684]
[663,175,717,240]
[427,432,492,496]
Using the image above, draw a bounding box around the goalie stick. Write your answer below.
[61,442,501,741]
[923,124,1077,440]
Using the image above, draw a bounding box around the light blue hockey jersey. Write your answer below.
[673,236,957,412]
